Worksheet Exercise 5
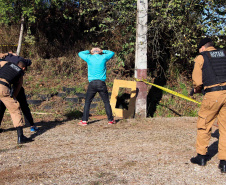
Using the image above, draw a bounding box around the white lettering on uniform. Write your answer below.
[9,64,21,72]
[210,51,225,58]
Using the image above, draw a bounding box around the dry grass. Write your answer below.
[0,116,224,184]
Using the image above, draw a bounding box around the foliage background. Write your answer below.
[0,0,225,117]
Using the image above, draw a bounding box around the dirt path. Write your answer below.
[0,117,224,184]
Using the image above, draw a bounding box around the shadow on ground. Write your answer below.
[207,129,219,161]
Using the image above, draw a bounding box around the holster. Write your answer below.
[9,86,14,98]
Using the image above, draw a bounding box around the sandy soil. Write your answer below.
[0,116,224,185]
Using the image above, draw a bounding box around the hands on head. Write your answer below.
[8,51,18,56]
[91,48,102,54]
[0,51,17,59]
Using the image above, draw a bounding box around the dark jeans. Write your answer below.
[0,87,34,126]
[82,80,113,121]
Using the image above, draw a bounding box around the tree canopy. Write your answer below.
[0,0,225,76]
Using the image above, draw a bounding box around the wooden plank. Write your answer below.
[110,79,136,119]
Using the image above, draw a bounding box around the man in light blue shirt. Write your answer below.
[78,48,115,125]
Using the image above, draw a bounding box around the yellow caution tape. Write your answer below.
[0,43,32,47]
[0,44,18,46]
[135,78,201,105]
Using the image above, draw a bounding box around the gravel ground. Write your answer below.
[0,117,225,185]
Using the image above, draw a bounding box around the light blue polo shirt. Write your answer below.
[78,50,114,82]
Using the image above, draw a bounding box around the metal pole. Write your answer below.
[135,0,148,118]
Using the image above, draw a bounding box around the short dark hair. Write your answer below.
[18,61,27,70]
[204,41,213,48]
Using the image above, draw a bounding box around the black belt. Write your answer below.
[204,86,226,94]
[0,81,10,88]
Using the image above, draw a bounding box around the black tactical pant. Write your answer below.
[0,86,34,126]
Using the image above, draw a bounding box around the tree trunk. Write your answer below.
[135,0,148,118]
[16,16,24,56]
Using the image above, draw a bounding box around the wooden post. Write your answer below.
[135,0,148,118]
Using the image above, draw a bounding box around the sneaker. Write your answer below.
[78,120,88,126]
[30,126,38,132]
[108,120,116,125]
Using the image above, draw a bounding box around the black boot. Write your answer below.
[16,126,33,144]
[219,160,226,173]
[190,154,207,166]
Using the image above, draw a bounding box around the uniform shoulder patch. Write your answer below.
[208,50,226,58]
[9,63,21,72]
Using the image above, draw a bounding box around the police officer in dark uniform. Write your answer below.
[0,52,37,133]
[0,59,32,144]
[191,38,226,173]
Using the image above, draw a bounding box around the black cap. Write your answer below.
[198,38,212,49]
[22,59,32,66]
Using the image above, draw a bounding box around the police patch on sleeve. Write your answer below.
[9,63,21,72]
[208,50,226,58]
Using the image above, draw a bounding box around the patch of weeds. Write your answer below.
[29,94,40,99]
[64,108,83,120]
[66,86,85,95]
[170,85,178,92]
[179,82,186,89]
[41,101,55,108]
[173,67,180,79]
[43,77,49,82]
[36,87,58,95]
[167,113,173,117]
[27,104,39,109]
[49,87,59,95]
[93,101,106,115]
[106,81,113,88]
[164,97,175,106]
[79,69,84,77]
[55,78,62,84]
[30,83,43,94]
[35,83,41,89]
[107,70,111,75]
[155,99,180,117]
[180,82,188,96]
[182,88,188,96]
[155,104,164,116]
[25,76,33,83]
[75,86,85,93]
[54,85,62,92]
[66,101,75,108]
[96,107,106,115]
[184,109,198,117]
